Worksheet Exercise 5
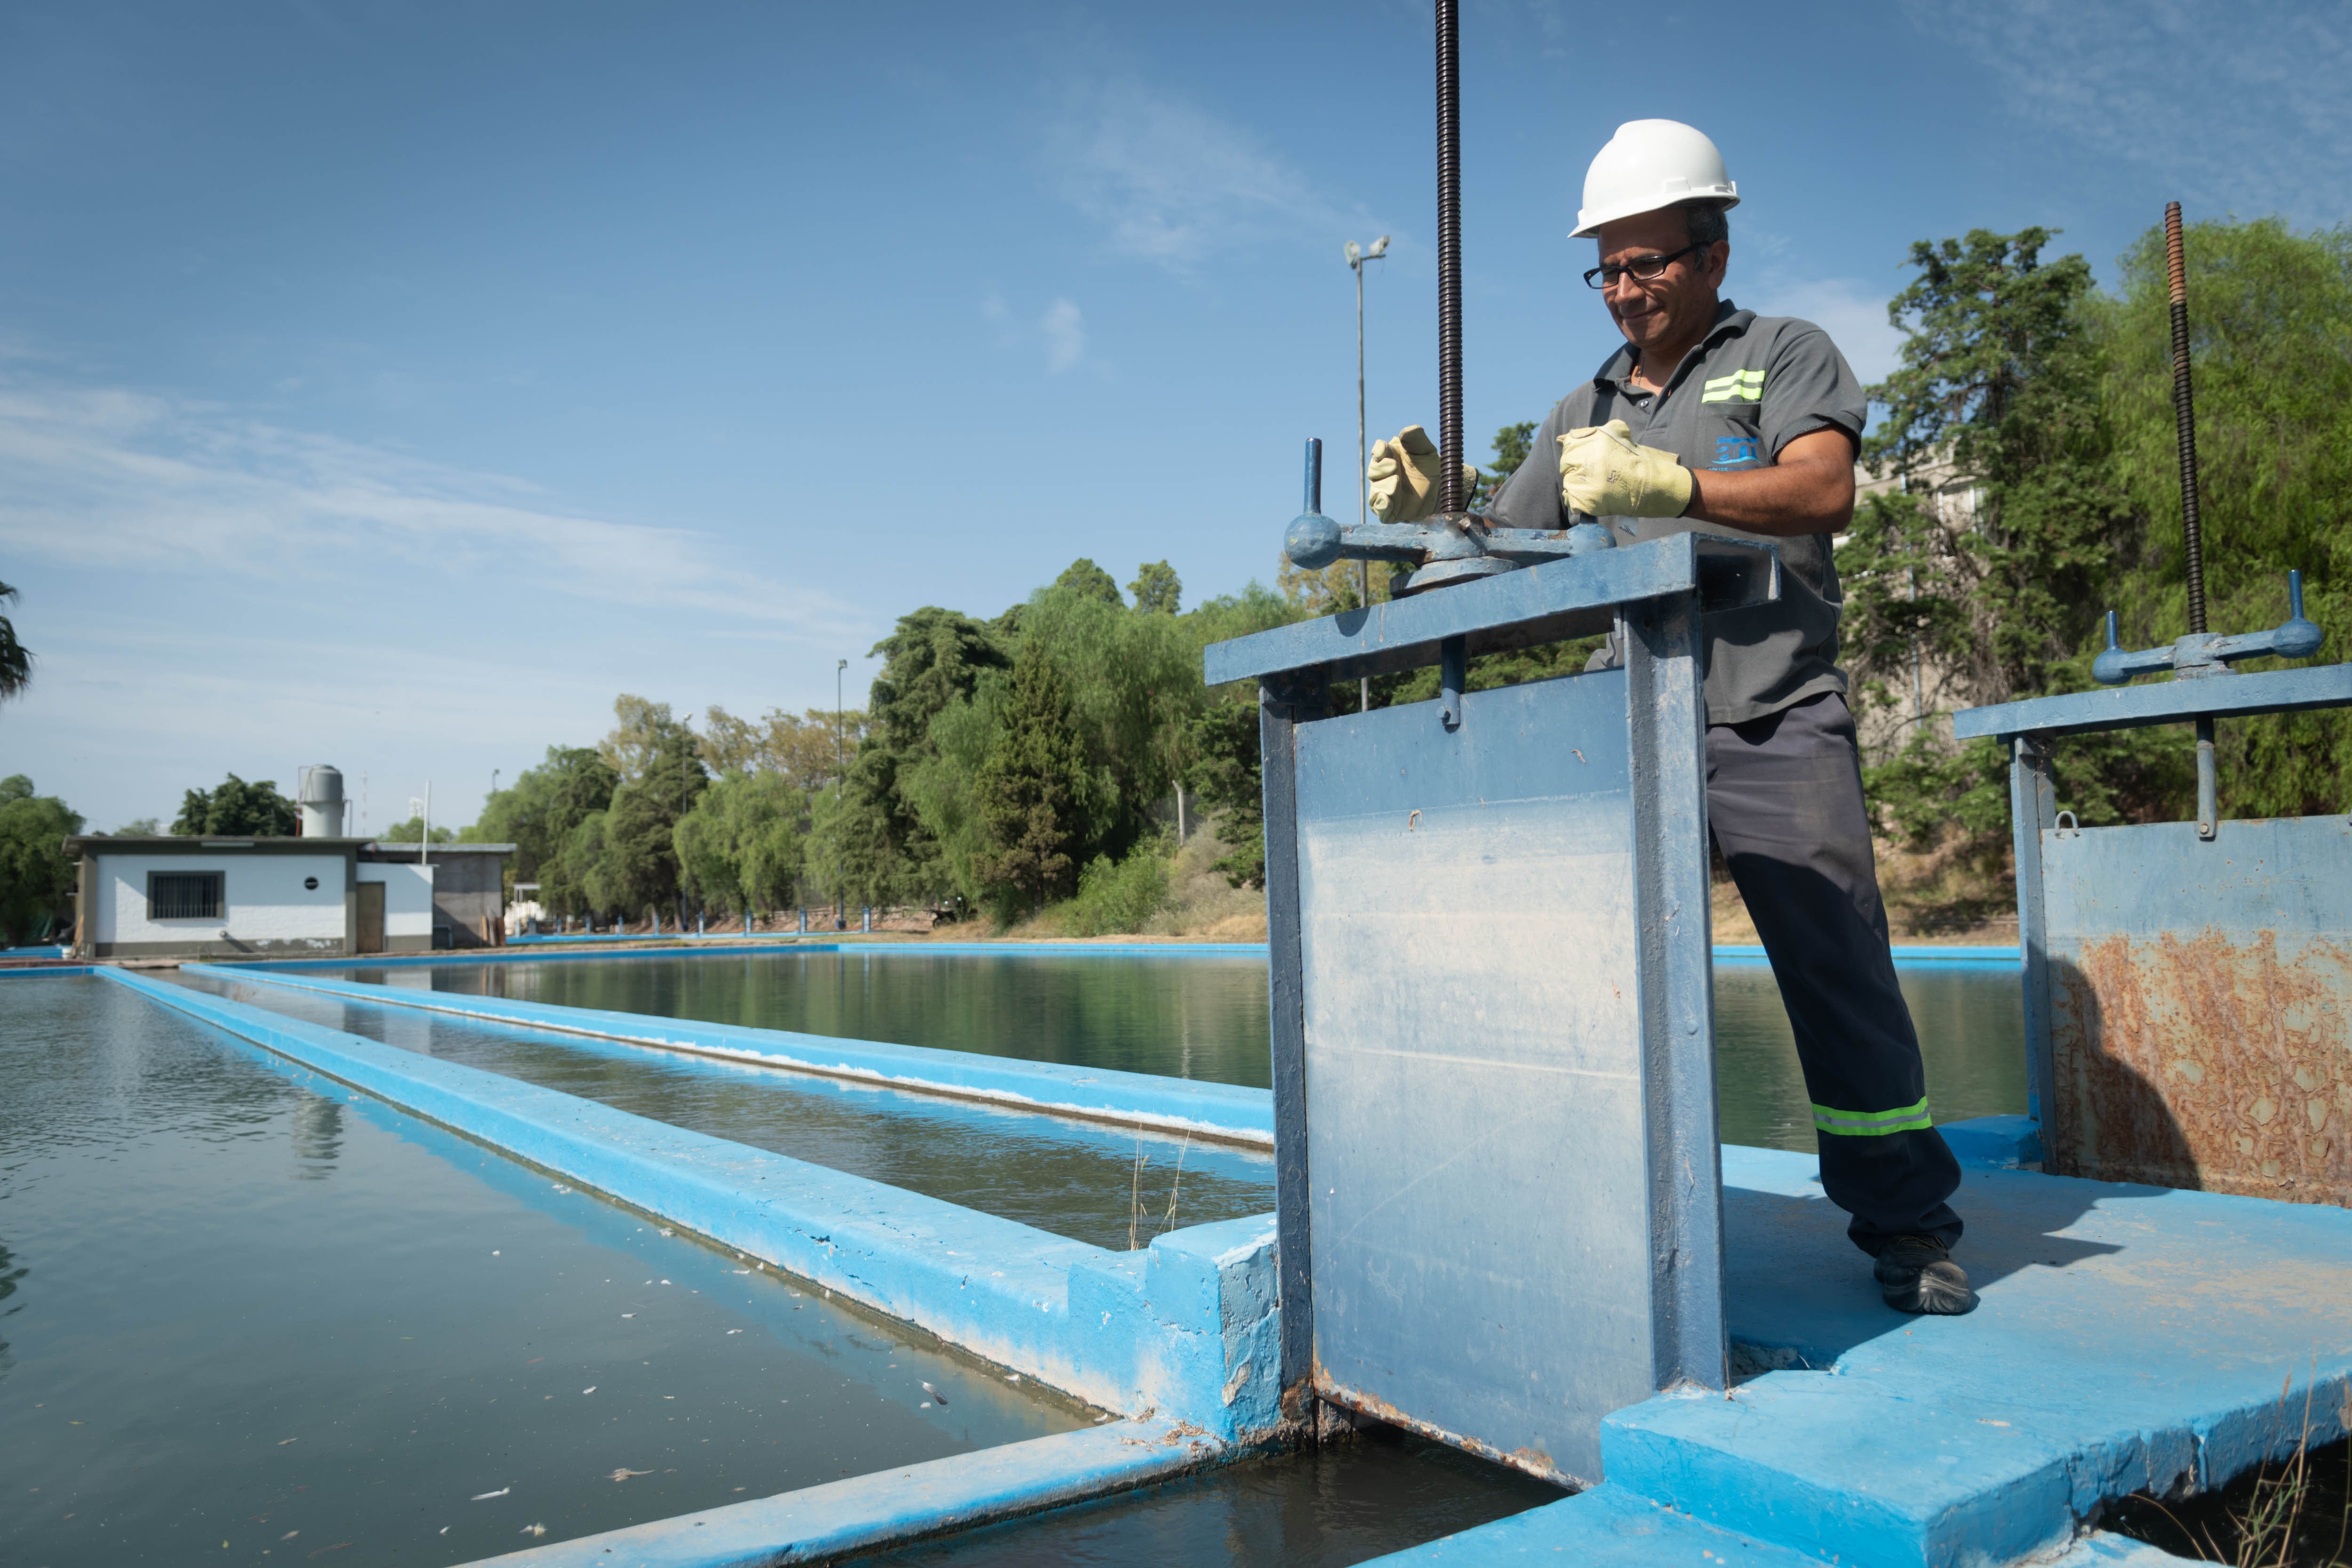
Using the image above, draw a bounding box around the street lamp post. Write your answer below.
[835,658,848,932]
[1346,235,1391,714]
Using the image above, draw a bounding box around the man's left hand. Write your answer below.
[1557,420,1693,518]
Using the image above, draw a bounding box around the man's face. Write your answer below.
[1594,209,1729,356]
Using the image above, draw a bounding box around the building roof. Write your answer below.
[66,835,516,855]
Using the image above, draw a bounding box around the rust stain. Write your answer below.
[1311,1369,1581,1488]
[2050,928,2352,1206]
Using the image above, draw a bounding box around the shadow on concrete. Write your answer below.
[1721,1160,2137,1371]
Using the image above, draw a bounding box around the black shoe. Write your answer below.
[1874,1234,1976,1315]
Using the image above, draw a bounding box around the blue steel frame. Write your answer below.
[1209,534,1776,1483]
[1953,662,2352,1174]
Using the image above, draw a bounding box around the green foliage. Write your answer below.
[1855,227,2123,708]
[113,817,160,836]
[2100,217,2352,819]
[0,582,29,702]
[1054,558,1123,606]
[1846,218,2352,849]
[895,680,1004,910]
[674,769,802,915]
[375,816,456,844]
[1185,701,1264,888]
[819,607,1011,905]
[975,639,1091,911]
[173,774,297,836]
[0,776,82,944]
[471,746,617,908]
[1129,560,1182,615]
[530,698,707,918]
[1469,420,1538,512]
[1059,840,1172,937]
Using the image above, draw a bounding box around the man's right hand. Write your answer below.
[1367,425,1478,522]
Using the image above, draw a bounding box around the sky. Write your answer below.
[4,0,2346,834]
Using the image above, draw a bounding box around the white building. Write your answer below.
[68,836,511,960]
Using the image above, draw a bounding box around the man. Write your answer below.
[1368,119,1971,1315]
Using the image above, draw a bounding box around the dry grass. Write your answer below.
[1709,832,2020,948]
[2106,1386,2352,1568]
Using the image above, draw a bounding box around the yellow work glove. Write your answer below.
[1557,420,1693,518]
[1367,425,1479,522]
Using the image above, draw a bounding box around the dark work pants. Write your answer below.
[1708,692,1963,1257]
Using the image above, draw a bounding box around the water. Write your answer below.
[328,952,2031,1151]
[183,973,1277,1253]
[0,977,1084,1568]
[339,952,1279,1087]
[136,954,2030,1566]
[856,1426,1565,1568]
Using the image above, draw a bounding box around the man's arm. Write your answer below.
[1684,425,1855,537]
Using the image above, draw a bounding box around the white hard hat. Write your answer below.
[1572,119,1739,238]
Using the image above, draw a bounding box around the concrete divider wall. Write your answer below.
[106,969,1281,1445]
[185,963,1275,1147]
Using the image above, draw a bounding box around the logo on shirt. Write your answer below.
[1713,435,1763,468]
[1700,368,1766,404]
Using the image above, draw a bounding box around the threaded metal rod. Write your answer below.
[1435,0,1463,515]
[2166,201,2206,635]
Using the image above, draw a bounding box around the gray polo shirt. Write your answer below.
[1487,299,1866,726]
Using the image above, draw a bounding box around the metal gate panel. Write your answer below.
[1293,669,1658,1484]
[2041,816,2352,1203]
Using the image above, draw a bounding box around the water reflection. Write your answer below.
[289,1096,343,1177]
[331,953,2030,1152]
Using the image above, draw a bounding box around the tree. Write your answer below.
[1129,561,1182,615]
[598,694,696,785]
[1469,420,1538,512]
[375,816,456,844]
[174,774,297,836]
[1055,558,1123,606]
[1851,228,2122,709]
[0,582,30,702]
[1838,228,2149,857]
[675,769,803,915]
[470,746,618,908]
[2098,216,2352,820]
[0,776,81,944]
[817,608,1009,904]
[1186,702,1265,888]
[975,640,1091,911]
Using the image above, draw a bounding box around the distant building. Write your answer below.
[67,836,515,960]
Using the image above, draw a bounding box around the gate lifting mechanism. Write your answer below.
[1203,0,1768,1488]
[1951,201,2352,1208]
[1286,437,1616,595]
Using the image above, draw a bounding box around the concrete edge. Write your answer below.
[182,963,1276,1149]
[102,968,1284,1444]
[461,1417,1237,1568]
[0,964,97,977]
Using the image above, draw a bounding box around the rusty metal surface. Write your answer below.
[1313,1360,1574,1490]
[2042,818,2352,1204]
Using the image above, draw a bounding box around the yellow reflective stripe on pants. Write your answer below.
[1812,1097,1932,1136]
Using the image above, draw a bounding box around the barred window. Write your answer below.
[150,871,224,920]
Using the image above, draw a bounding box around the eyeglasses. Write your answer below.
[1583,241,1711,290]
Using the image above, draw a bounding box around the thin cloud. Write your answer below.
[1917,0,2352,228]
[1744,277,1907,386]
[1041,299,1085,373]
[1043,78,1344,268]
[0,375,862,636]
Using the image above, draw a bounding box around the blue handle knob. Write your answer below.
[2275,568,2324,660]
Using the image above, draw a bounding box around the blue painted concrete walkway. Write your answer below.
[1367,1144,2352,1567]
